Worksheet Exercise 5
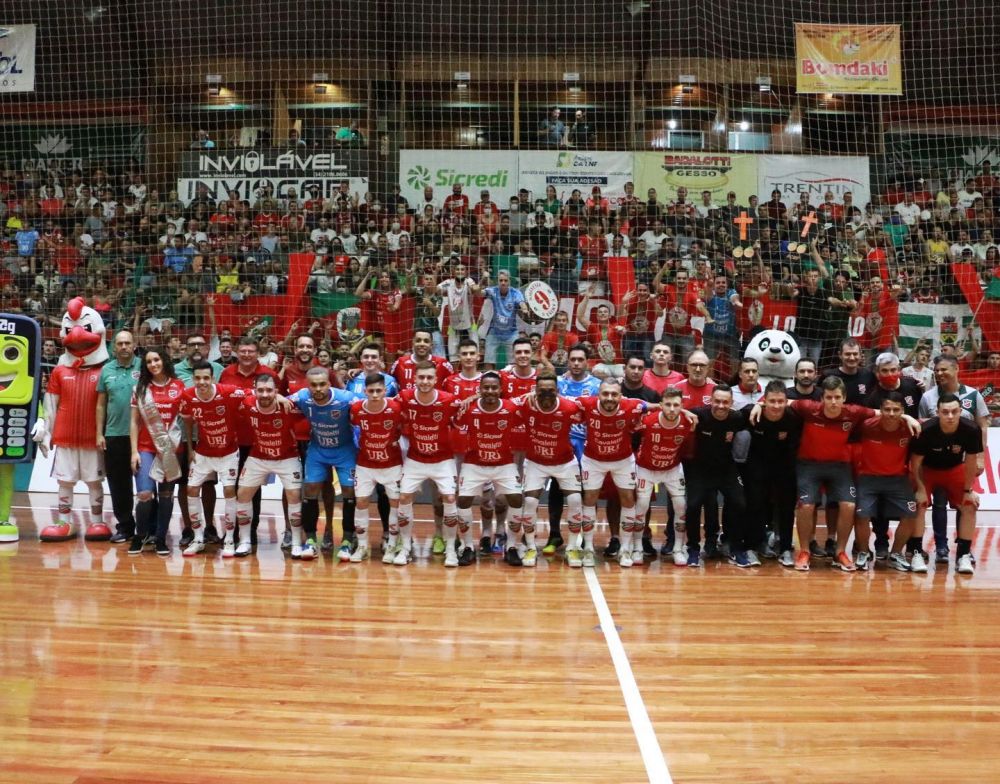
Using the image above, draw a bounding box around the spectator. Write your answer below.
[190,130,215,150]
[568,110,593,148]
[538,107,567,148]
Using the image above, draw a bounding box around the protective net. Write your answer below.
[2,1,999,405]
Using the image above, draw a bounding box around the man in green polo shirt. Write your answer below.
[174,332,223,386]
[96,330,141,544]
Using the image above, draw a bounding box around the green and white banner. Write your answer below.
[897,302,974,353]
[399,150,518,206]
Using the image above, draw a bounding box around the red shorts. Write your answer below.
[921,465,968,509]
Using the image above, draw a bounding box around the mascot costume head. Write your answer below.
[743,328,801,387]
[58,297,108,368]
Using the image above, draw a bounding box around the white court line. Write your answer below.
[584,568,672,784]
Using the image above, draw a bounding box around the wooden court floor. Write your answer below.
[2,492,999,784]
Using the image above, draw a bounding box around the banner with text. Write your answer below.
[400,150,519,207]
[517,150,633,202]
[897,302,974,353]
[795,23,902,95]
[0,124,146,171]
[634,152,759,203]
[177,176,368,206]
[758,155,872,209]
[0,25,36,93]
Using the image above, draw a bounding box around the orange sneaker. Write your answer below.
[794,549,810,571]
[834,551,856,572]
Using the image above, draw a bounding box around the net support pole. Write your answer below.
[513,78,520,148]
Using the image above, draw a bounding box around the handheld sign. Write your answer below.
[0,314,41,463]
[524,281,559,321]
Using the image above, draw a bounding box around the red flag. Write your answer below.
[605,256,635,309]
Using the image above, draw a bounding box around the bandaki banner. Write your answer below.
[757,155,871,209]
[634,152,758,203]
[518,151,633,202]
[0,25,36,93]
[795,23,902,95]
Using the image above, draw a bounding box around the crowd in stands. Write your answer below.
[3,157,1000,384]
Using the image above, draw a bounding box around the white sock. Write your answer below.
[57,484,73,524]
[457,507,475,548]
[398,502,413,548]
[582,505,597,551]
[355,507,370,548]
[288,501,302,546]
[187,495,204,542]
[224,496,237,542]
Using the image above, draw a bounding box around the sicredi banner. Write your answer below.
[757,155,871,209]
[177,176,369,206]
[517,150,633,201]
[0,25,36,93]
[634,152,759,203]
[399,150,519,206]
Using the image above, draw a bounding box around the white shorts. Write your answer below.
[636,464,685,500]
[522,458,581,494]
[356,464,403,499]
[239,456,302,491]
[459,463,521,498]
[400,457,457,495]
[189,450,240,488]
[581,454,637,491]
[51,446,105,484]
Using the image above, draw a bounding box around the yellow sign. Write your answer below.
[634,152,759,204]
[795,23,902,95]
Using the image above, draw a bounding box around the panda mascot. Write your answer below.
[743,327,801,388]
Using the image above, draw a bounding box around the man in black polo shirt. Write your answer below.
[742,380,802,567]
[786,358,822,401]
[685,384,750,567]
[909,393,983,575]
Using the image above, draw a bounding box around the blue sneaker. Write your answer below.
[730,550,751,568]
[686,549,701,568]
[491,533,507,555]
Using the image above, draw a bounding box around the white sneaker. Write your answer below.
[854,550,872,571]
[182,541,205,558]
[222,542,236,558]
[631,546,644,564]
[566,548,583,568]
[671,545,687,567]
[382,543,397,564]
[778,550,794,568]
[235,540,252,558]
[957,553,975,575]
[299,539,317,561]
[350,545,370,563]
[582,549,596,568]
[522,547,537,567]
[619,551,633,568]
[337,542,353,562]
[909,550,928,573]
[393,545,410,566]
[291,544,303,559]
[444,549,459,567]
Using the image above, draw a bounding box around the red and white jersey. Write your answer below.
[790,398,872,463]
[179,384,245,457]
[454,400,519,466]
[240,395,300,461]
[635,411,694,471]
[443,372,482,400]
[674,378,716,410]
[500,368,537,401]
[578,396,647,462]
[857,417,913,477]
[390,353,454,391]
[398,388,458,463]
[443,372,483,453]
[131,378,186,454]
[516,397,584,465]
[49,363,104,448]
[351,398,404,469]
[218,362,281,445]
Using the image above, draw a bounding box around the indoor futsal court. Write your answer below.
[2,493,998,783]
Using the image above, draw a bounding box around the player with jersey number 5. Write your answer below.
[349,374,405,564]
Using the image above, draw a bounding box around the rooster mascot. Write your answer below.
[31,298,112,542]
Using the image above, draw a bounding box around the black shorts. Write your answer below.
[856,474,917,519]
